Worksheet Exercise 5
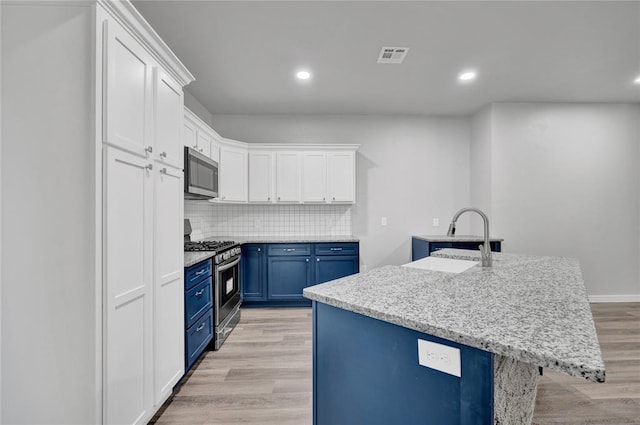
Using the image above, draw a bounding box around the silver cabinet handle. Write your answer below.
[145,164,153,170]
[323,197,325,201]
[193,144,198,149]
[257,248,261,252]
[284,248,296,252]
[317,258,320,262]
[330,247,343,251]
[195,289,205,296]
[196,323,205,332]
[195,269,206,276]
[160,167,167,174]
[145,146,153,154]
[160,151,167,158]
[278,197,281,201]
[333,197,336,200]
[305,258,309,263]
[267,197,271,201]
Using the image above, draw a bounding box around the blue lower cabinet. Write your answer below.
[412,237,502,261]
[268,256,312,302]
[184,259,213,371]
[185,309,213,371]
[241,244,267,302]
[242,242,359,307]
[315,256,359,284]
[185,277,212,328]
[313,302,494,425]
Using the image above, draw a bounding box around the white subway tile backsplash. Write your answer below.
[185,201,352,240]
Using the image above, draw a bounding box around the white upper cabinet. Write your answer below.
[245,146,359,205]
[182,118,197,152]
[104,19,153,158]
[302,152,327,202]
[209,133,221,163]
[327,151,356,203]
[154,69,183,169]
[219,141,248,202]
[248,151,274,202]
[183,107,219,162]
[196,130,212,158]
[276,152,301,202]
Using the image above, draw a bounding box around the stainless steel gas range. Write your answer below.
[184,238,242,350]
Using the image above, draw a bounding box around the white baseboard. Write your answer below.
[589,294,640,303]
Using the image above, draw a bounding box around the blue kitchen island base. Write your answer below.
[313,302,494,425]
[312,302,541,425]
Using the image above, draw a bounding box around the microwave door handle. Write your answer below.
[217,257,240,272]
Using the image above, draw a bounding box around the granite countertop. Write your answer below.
[413,234,504,242]
[303,248,605,383]
[184,235,359,267]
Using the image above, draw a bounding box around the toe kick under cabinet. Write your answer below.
[241,242,359,307]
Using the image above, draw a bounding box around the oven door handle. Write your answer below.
[217,257,240,272]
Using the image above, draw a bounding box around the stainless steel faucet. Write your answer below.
[446,207,493,267]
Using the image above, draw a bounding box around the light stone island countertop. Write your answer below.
[303,248,605,383]
[185,235,359,267]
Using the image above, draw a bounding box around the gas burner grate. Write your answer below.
[184,240,236,252]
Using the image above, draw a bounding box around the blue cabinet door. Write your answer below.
[268,256,312,301]
[241,244,267,301]
[314,255,359,284]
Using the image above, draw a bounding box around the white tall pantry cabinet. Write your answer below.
[1,1,194,424]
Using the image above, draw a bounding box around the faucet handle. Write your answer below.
[446,222,456,236]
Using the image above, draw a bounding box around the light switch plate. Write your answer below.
[418,339,461,377]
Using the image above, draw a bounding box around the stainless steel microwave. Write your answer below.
[184,147,218,199]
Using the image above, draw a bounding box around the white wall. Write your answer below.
[472,103,640,299]
[184,90,214,127]
[212,115,471,270]
[1,4,97,423]
[469,106,493,235]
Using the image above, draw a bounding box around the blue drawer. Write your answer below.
[315,242,359,256]
[185,259,212,290]
[185,277,212,328]
[268,244,311,256]
[185,309,213,370]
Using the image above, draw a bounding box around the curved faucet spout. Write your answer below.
[446,207,492,267]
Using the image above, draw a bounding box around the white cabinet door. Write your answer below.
[327,152,356,203]
[209,133,220,163]
[183,118,197,151]
[197,130,212,158]
[104,20,153,158]
[154,69,183,169]
[302,152,326,202]
[276,152,301,202]
[219,145,247,202]
[153,166,184,407]
[104,146,153,425]
[248,151,273,202]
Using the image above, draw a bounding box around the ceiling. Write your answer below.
[133,1,640,116]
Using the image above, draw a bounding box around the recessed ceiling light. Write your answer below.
[296,70,311,80]
[634,75,640,85]
[458,70,477,82]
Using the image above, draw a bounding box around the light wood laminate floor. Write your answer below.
[152,303,639,425]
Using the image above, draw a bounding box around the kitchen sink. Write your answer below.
[402,256,479,273]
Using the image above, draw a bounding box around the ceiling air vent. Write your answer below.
[377,47,409,64]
